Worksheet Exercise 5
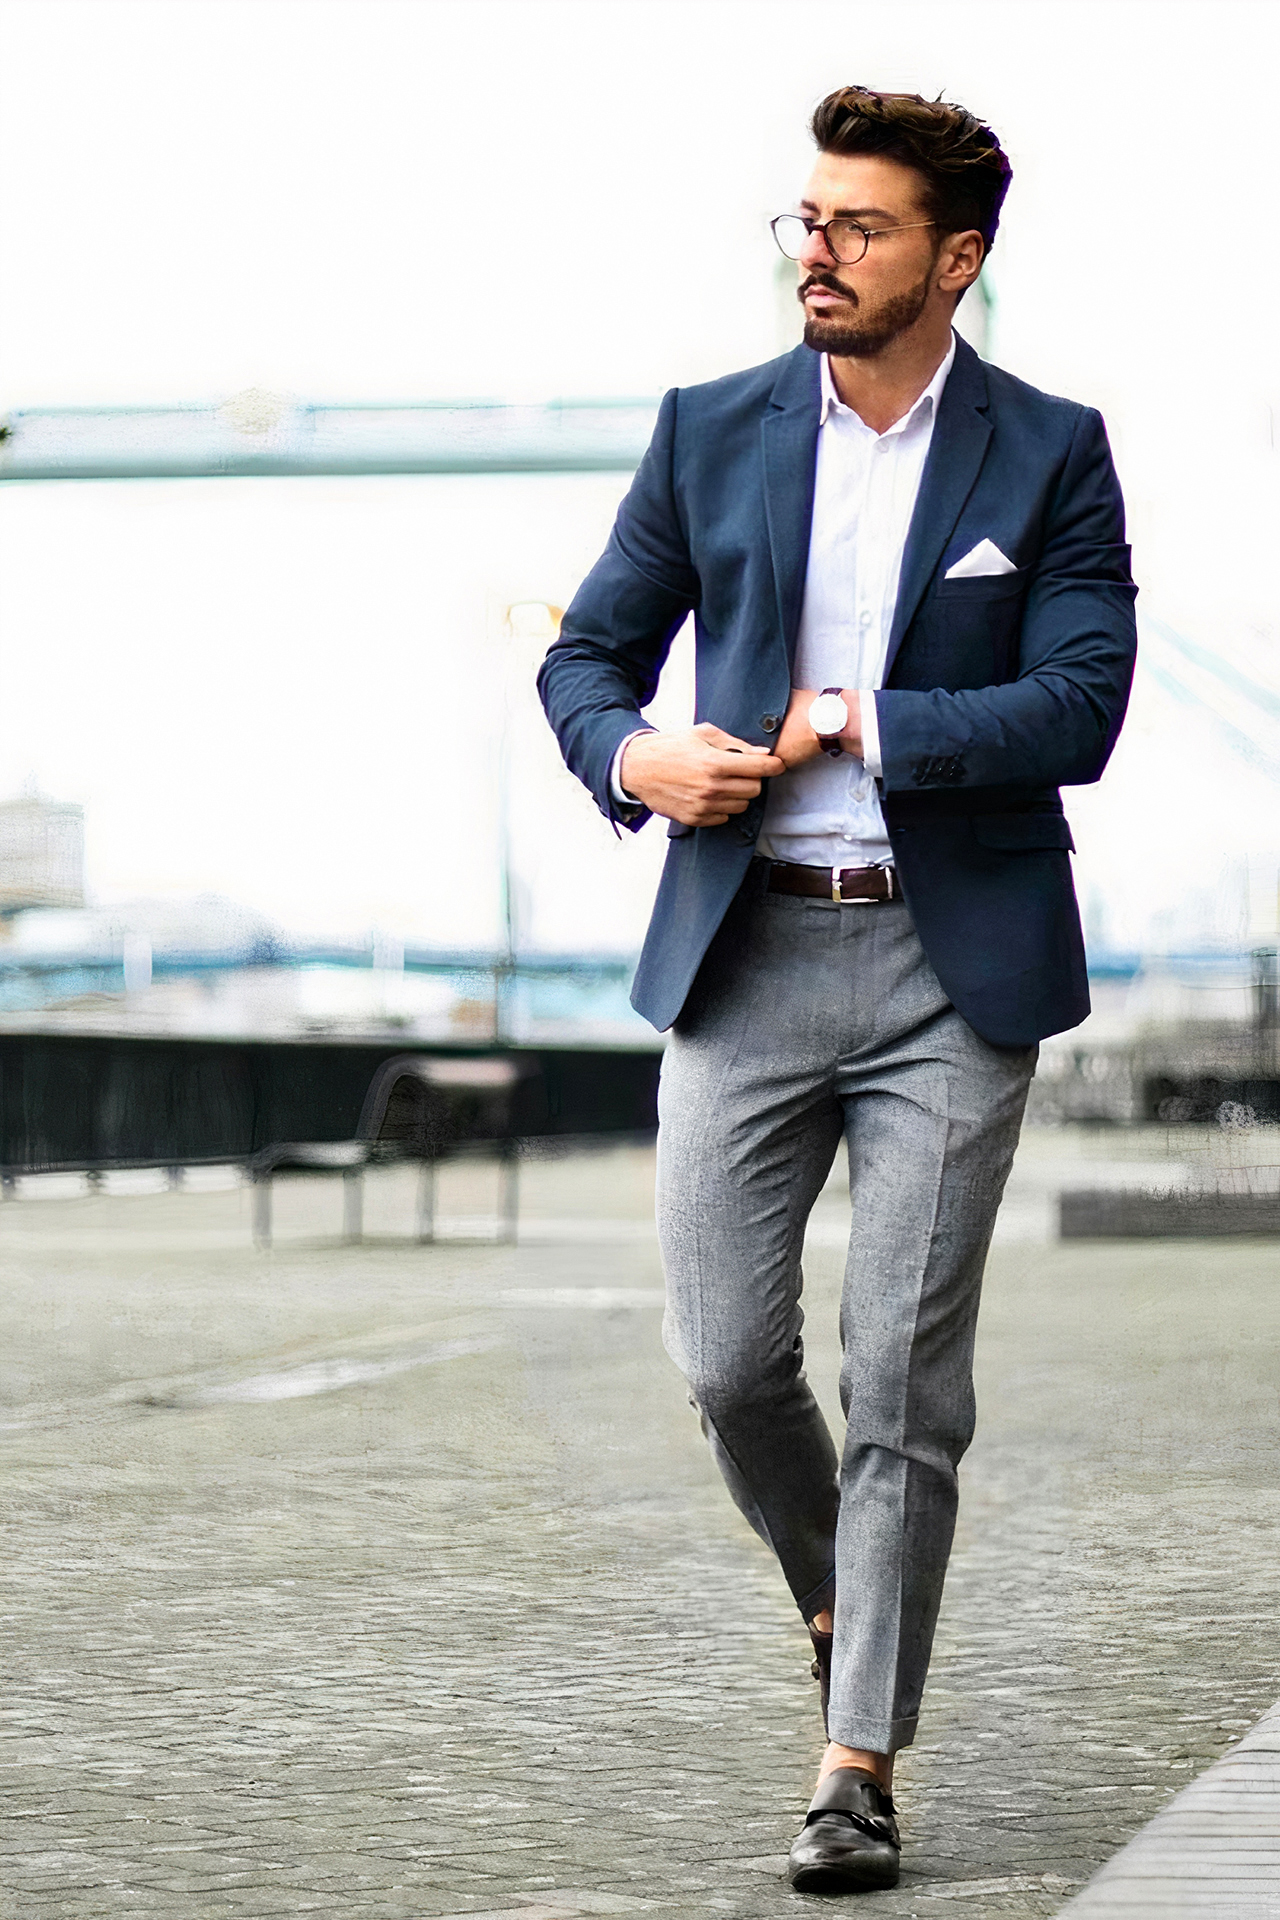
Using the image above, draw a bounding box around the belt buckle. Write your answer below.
[833,863,894,905]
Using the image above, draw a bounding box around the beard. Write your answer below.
[799,269,933,358]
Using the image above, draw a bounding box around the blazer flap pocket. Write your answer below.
[971,812,1075,852]
[935,569,1025,601]
[667,818,696,839]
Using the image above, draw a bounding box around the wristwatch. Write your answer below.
[807,686,849,758]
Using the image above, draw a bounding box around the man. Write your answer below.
[538,86,1135,1893]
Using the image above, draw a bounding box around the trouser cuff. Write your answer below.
[826,1711,918,1757]
[797,1568,837,1625]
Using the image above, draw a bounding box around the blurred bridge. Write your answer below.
[0,396,658,480]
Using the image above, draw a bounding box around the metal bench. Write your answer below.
[248,1052,525,1249]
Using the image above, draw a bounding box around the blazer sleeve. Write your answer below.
[874,407,1138,793]
[536,389,700,831]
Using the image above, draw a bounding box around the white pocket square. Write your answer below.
[945,538,1017,579]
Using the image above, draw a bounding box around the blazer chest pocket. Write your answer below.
[907,570,1026,692]
[934,570,1026,602]
[970,813,1075,852]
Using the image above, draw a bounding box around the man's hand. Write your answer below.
[619,723,785,827]
[773,688,863,768]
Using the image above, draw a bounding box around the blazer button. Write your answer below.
[760,714,778,732]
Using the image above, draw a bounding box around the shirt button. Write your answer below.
[859,610,872,627]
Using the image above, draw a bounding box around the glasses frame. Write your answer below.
[770,213,938,266]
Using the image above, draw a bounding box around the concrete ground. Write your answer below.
[1,1130,1278,1917]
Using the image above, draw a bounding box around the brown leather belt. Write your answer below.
[765,860,898,904]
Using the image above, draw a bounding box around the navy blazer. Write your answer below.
[537,337,1137,1046]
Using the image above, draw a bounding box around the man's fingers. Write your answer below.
[679,802,741,825]
[687,724,785,775]
[627,725,786,825]
[705,747,786,778]
[694,722,750,749]
[695,722,777,756]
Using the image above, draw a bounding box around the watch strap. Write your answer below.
[816,686,845,758]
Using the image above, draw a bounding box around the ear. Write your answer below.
[937,228,985,299]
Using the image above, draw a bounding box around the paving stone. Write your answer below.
[0,1145,1278,1914]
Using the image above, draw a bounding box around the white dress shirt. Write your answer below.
[755,334,955,867]
[612,335,955,866]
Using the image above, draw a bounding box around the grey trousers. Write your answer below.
[656,868,1036,1755]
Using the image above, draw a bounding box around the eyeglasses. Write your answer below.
[770,213,937,266]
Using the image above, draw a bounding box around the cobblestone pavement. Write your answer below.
[1,1134,1278,1917]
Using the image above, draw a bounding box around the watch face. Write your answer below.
[808,692,849,736]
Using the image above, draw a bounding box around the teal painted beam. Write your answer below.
[0,395,659,481]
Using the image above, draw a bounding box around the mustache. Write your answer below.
[797,272,857,305]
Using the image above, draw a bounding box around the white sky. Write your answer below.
[0,0,1277,952]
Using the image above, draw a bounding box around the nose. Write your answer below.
[798,223,837,270]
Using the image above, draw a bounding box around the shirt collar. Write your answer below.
[819,329,957,431]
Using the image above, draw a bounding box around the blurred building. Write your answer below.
[0,793,84,913]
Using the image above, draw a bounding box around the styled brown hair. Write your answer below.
[810,86,1012,256]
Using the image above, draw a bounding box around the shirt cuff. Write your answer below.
[858,691,882,777]
[609,728,654,807]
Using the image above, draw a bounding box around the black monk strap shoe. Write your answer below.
[808,1623,833,1735]
[787,1765,901,1894]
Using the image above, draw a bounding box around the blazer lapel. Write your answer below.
[884,337,993,681]
[761,347,822,668]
